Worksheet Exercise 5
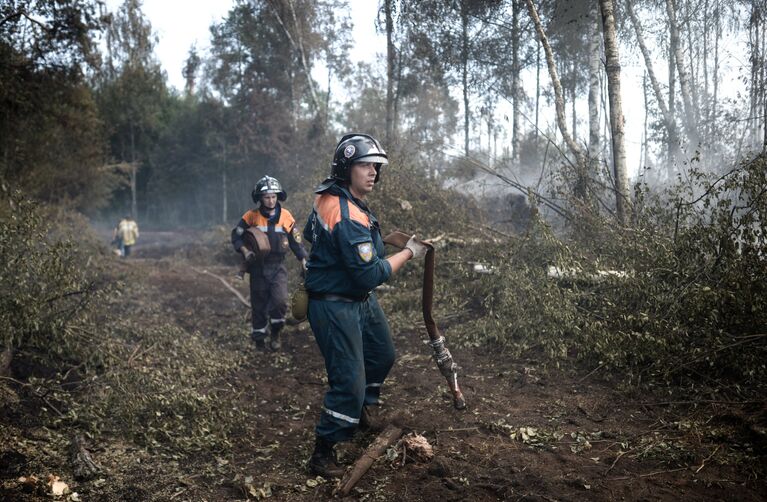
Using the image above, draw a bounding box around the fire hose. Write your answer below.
[383,231,466,410]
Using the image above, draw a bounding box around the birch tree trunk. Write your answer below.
[749,4,758,148]
[385,0,395,145]
[524,0,585,168]
[511,0,521,163]
[684,0,701,126]
[268,0,321,117]
[571,62,577,140]
[600,0,632,223]
[588,3,601,174]
[666,0,699,145]
[625,0,677,163]
[221,141,227,224]
[702,0,710,143]
[712,2,721,140]
[461,0,470,157]
[760,5,766,152]
[668,17,678,169]
[643,72,650,171]
[130,124,137,220]
[535,39,541,137]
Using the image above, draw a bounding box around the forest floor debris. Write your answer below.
[1,230,765,500]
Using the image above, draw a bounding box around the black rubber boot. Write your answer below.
[251,331,267,351]
[358,405,383,433]
[308,437,345,478]
[269,324,283,351]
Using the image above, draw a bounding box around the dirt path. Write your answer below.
[128,233,766,501]
[2,231,764,500]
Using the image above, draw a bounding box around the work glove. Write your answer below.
[300,258,308,278]
[243,249,257,264]
[405,235,429,259]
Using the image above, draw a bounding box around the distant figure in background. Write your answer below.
[231,176,307,351]
[114,216,139,257]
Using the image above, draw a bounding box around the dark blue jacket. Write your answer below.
[303,185,391,297]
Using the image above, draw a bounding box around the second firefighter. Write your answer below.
[231,175,307,350]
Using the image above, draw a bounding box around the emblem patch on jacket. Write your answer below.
[357,242,373,262]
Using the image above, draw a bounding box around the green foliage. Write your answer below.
[0,2,114,211]
[64,321,253,452]
[0,189,251,453]
[438,154,767,393]
[0,188,110,365]
[457,219,580,361]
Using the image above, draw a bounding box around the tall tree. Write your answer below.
[625,0,678,165]
[511,0,522,164]
[97,0,167,219]
[600,0,631,222]
[0,0,111,210]
[525,0,587,197]
[182,45,201,96]
[384,0,396,145]
[666,0,699,145]
[587,2,601,175]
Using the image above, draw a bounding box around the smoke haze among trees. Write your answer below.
[2,0,766,225]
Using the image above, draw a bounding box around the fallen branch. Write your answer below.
[695,445,721,474]
[636,399,762,407]
[604,449,630,474]
[578,362,606,383]
[608,466,689,481]
[192,267,250,308]
[335,425,403,497]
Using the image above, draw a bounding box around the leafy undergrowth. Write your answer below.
[1,225,765,500]
[1,158,767,500]
[382,153,767,402]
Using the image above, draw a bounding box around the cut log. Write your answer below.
[335,425,402,497]
[69,435,101,480]
[0,346,12,377]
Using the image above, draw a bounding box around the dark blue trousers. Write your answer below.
[308,293,395,442]
[248,262,288,338]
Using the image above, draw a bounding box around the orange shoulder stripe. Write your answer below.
[314,194,369,231]
[243,210,267,227]
[279,208,296,233]
[346,201,370,228]
[315,194,342,232]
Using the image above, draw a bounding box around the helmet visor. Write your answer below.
[354,154,388,165]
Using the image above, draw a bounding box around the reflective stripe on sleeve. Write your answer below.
[366,383,382,388]
[313,205,330,231]
[323,407,360,424]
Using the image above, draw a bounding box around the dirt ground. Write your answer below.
[2,230,765,501]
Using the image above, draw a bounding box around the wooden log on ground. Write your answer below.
[70,435,101,480]
[0,347,12,377]
[335,424,402,497]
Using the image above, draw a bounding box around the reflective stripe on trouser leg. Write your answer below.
[309,299,366,443]
[250,263,288,331]
[251,324,268,341]
[361,294,395,406]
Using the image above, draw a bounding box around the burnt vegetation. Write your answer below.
[2,0,767,500]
